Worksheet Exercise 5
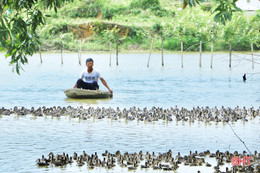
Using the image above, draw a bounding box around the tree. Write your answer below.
[0,0,73,74]
[183,0,242,25]
[0,0,242,74]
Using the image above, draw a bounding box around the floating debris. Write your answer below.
[0,106,259,122]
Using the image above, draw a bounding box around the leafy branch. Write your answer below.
[182,0,242,25]
[212,0,242,25]
[0,0,73,74]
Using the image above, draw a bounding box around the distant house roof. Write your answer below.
[236,0,260,11]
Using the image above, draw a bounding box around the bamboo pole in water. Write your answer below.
[116,38,119,65]
[77,41,80,64]
[181,41,183,68]
[61,41,63,64]
[210,42,213,68]
[229,40,232,68]
[39,46,42,63]
[147,38,154,67]
[78,40,82,65]
[199,41,202,67]
[251,43,254,70]
[110,42,112,66]
[161,35,164,66]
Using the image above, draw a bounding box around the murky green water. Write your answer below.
[0,52,260,172]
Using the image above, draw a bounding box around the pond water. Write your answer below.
[0,114,259,173]
[0,52,260,173]
[0,52,260,108]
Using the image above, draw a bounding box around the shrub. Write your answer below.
[49,23,69,35]
[92,21,106,33]
[102,6,128,20]
[130,0,160,10]
[163,37,179,50]
[128,27,147,44]
[0,42,4,51]
[150,5,169,17]
[251,11,260,22]
[200,2,214,12]
[152,22,163,35]
[102,7,115,19]
[60,0,102,18]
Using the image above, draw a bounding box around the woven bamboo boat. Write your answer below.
[64,88,112,99]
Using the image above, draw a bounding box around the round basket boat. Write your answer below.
[64,88,112,99]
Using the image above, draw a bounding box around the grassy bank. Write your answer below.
[32,0,260,52]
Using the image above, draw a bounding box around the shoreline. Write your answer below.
[1,50,260,54]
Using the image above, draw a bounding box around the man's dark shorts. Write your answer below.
[76,79,99,90]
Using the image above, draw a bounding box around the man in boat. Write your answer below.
[73,58,113,93]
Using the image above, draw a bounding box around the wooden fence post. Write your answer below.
[147,38,154,67]
[116,38,119,66]
[251,43,254,70]
[181,41,183,68]
[229,40,232,68]
[78,40,82,65]
[39,46,42,63]
[61,41,63,64]
[199,41,202,67]
[210,42,213,68]
[161,35,164,66]
[110,42,112,66]
[77,40,80,64]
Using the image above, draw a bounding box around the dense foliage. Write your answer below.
[0,0,259,73]
[0,0,73,74]
[37,0,259,52]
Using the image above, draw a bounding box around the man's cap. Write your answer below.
[86,58,94,63]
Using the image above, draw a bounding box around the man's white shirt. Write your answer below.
[80,68,102,83]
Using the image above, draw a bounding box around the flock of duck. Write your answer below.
[0,105,259,122]
[1,105,259,172]
[36,150,260,172]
